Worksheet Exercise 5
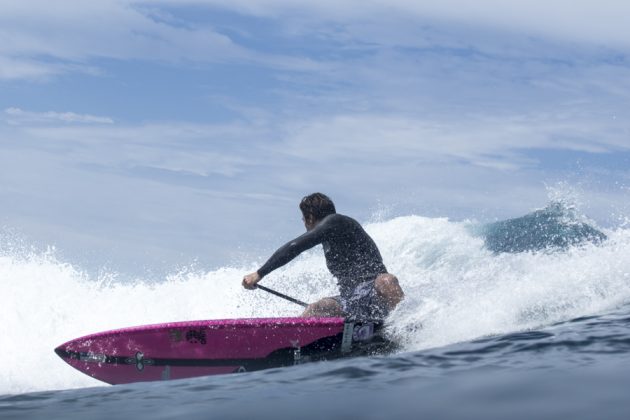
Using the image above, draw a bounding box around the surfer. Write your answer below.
[242,193,404,319]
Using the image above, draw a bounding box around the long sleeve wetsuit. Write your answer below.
[257,213,387,297]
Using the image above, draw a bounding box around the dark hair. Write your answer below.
[299,193,336,221]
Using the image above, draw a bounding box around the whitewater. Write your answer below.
[2,206,630,403]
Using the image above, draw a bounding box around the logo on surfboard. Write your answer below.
[125,351,155,371]
[185,329,207,345]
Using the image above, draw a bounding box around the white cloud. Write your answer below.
[2,1,629,82]
[0,0,325,81]
[4,108,114,125]
[0,57,61,81]
[0,56,103,81]
[0,1,239,61]
[279,111,630,170]
[2,115,268,179]
[170,0,630,50]
[5,102,628,179]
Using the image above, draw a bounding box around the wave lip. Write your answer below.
[482,202,607,254]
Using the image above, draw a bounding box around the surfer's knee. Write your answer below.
[302,298,343,317]
[375,274,404,310]
[375,273,400,291]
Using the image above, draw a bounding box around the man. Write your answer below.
[242,193,404,319]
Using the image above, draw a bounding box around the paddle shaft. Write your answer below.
[256,284,308,308]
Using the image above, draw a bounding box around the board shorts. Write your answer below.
[332,278,388,321]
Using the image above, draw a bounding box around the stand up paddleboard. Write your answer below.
[54,317,395,385]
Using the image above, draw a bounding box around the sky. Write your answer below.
[1,0,629,277]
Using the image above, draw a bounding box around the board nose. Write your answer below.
[54,346,69,359]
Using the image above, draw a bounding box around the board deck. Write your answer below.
[54,317,394,385]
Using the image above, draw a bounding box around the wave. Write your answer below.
[481,201,607,253]
[2,205,630,395]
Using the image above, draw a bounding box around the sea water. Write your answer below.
[1,205,630,419]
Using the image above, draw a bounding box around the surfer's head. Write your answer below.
[300,192,336,230]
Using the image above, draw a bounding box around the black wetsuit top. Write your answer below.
[257,214,387,297]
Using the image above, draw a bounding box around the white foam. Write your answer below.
[2,216,630,394]
[375,216,630,351]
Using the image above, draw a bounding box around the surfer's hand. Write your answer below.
[242,272,261,290]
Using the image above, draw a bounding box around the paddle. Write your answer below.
[256,284,308,308]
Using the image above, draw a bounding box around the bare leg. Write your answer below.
[302,297,344,317]
[374,273,404,311]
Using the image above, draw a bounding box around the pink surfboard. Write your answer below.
[55,317,393,385]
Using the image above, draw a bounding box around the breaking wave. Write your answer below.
[2,202,630,395]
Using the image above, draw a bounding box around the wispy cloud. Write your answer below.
[279,111,630,171]
[4,104,627,186]
[3,1,629,83]
[4,108,114,125]
[0,57,61,81]
[0,0,324,81]
[172,0,630,50]
[0,1,239,60]
[2,113,267,179]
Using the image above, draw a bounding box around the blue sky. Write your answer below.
[1,0,629,276]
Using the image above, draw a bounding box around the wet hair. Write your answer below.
[299,193,336,221]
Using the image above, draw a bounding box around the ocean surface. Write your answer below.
[2,203,630,419]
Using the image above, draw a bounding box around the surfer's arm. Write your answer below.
[257,223,330,278]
